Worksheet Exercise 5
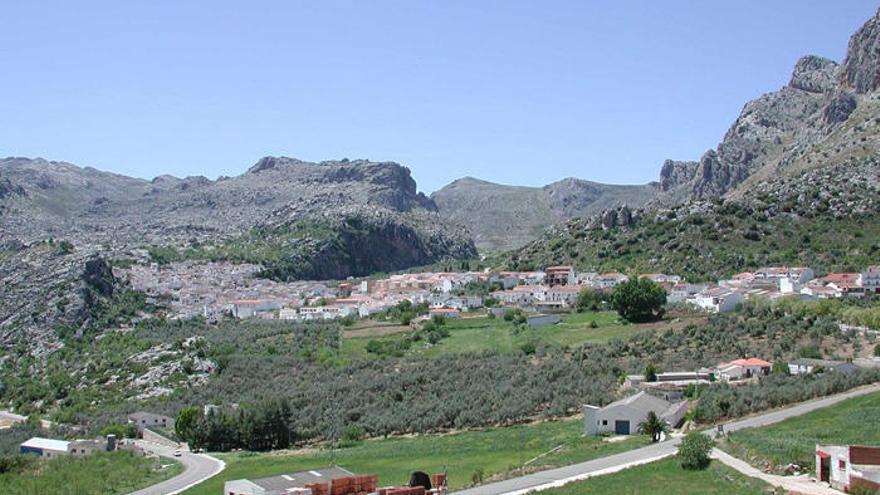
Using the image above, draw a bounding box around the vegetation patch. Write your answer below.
[533,457,768,495]
[720,391,880,473]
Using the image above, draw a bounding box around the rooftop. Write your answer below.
[21,437,70,452]
[249,467,354,492]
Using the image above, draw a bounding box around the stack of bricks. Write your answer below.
[306,482,330,495]
[326,475,379,495]
[382,487,426,495]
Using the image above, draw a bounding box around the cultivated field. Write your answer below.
[720,391,880,471]
[181,418,649,495]
[537,457,769,495]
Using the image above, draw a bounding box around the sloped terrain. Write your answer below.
[432,176,657,251]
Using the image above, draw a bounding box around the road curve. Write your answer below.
[129,441,225,495]
[452,382,880,495]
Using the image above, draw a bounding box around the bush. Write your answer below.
[678,432,714,470]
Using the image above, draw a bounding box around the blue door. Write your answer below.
[614,420,630,435]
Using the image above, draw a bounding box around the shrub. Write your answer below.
[678,432,714,470]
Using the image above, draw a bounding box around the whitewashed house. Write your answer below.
[715,358,771,381]
[583,391,688,436]
[816,444,880,492]
[693,287,744,313]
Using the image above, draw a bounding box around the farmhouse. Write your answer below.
[20,435,119,459]
[693,287,744,313]
[816,445,880,492]
[127,411,174,433]
[583,391,687,436]
[715,358,771,381]
[19,437,70,458]
[225,466,363,495]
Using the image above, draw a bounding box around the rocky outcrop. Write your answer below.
[652,12,880,202]
[841,8,880,93]
[790,55,839,93]
[658,160,698,192]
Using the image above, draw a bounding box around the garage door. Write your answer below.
[614,420,630,435]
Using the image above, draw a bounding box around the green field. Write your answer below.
[0,450,181,495]
[721,391,880,471]
[538,457,769,495]
[341,311,667,361]
[182,419,649,495]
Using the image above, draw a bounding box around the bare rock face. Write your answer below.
[658,160,699,192]
[822,91,858,125]
[841,8,880,93]
[647,9,880,204]
[790,55,840,93]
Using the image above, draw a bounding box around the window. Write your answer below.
[839,460,846,470]
[602,420,608,426]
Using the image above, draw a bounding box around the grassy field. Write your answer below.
[0,450,182,495]
[341,311,691,361]
[537,457,769,495]
[721,391,880,471]
[181,419,650,495]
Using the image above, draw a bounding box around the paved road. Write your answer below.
[129,441,225,495]
[453,383,880,495]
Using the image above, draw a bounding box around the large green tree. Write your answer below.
[611,278,667,323]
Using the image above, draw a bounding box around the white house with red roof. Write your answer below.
[715,358,771,381]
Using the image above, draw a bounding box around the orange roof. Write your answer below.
[721,358,771,368]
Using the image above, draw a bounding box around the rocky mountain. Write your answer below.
[0,156,474,271]
[508,9,880,278]
[431,176,657,251]
[654,9,880,203]
[0,156,475,355]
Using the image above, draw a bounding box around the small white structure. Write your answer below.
[816,444,880,492]
[693,287,744,313]
[583,391,687,436]
[19,437,70,458]
[715,358,771,381]
[127,411,174,433]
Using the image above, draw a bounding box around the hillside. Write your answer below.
[0,156,475,277]
[0,156,475,357]
[432,176,657,251]
[507,9,880,276]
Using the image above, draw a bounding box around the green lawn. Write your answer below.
[341,311,661,361]
[182,419,650,495]
[538,457,769,495]
[0,450,182,495]
[721,391,880,471]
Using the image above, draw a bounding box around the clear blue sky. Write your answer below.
[1,1,877,192]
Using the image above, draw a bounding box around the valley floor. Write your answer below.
[179,418,649,495]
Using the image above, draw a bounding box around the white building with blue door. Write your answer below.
[583,391,687,436]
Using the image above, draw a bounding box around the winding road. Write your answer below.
[129,439,225,495]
